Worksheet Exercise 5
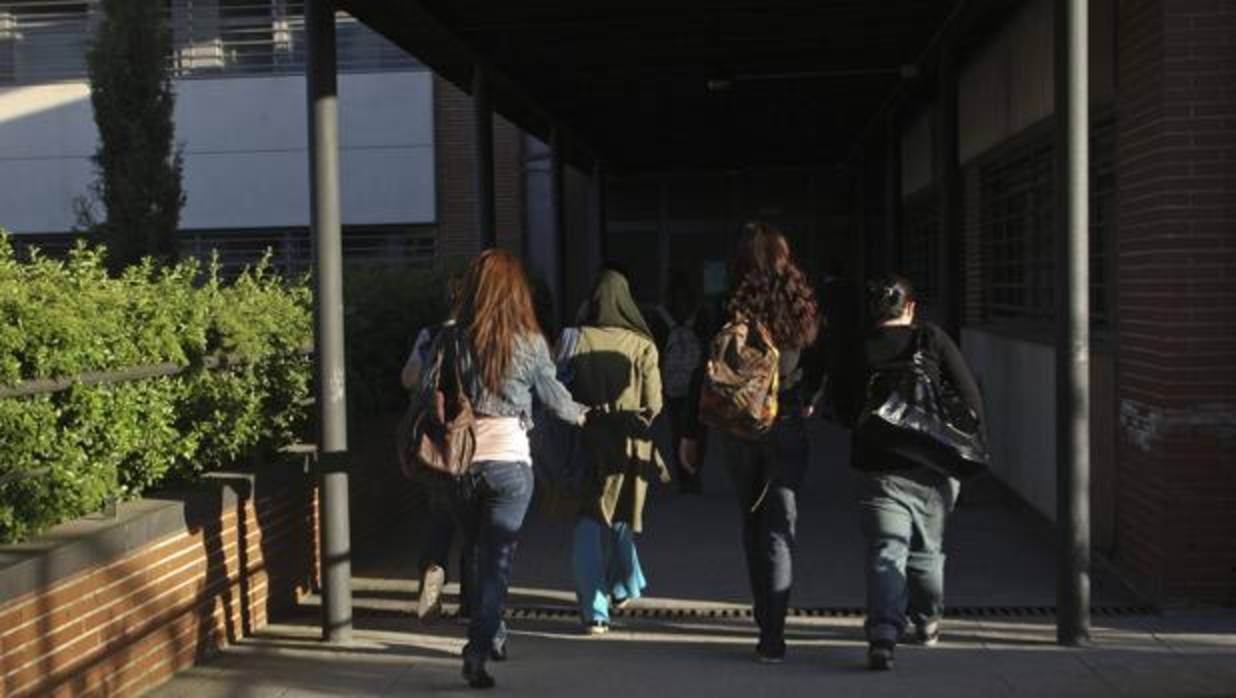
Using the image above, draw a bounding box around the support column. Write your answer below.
[306,0,352,645]
[854,157,867,290]
[885,110,902,273]
[473,65,496,249]
[592,160,608,268]
[550,128,567,327]
[934,43,961,338]
[1054,0,1091,647]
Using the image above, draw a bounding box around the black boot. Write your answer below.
[462,657,495,689]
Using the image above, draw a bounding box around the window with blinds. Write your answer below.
[0,0,419,85]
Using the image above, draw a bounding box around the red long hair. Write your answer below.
[456,249,541,393]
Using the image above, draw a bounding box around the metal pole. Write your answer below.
[885,109,902,273]
[306,0,352,644]
[473,65,496,249]
[934,41,961,338]
[550,127,567,327]
[854,157,867,289]
[593,159,608,268]
[1055,0,1091,647]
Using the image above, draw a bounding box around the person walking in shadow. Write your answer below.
[679,222,822,664]
[557,270,669,635]
[832,274,984,671]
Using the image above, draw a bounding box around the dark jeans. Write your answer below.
[419,480,474,609]
[451,460,534,665]
[858,466,959,644]
[666,396,702,491]
[716,413,808,652]
[419,504,456,574]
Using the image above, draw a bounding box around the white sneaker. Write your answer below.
[416,565,446,622]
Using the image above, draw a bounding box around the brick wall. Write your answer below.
[0,413,421,697]
[0,477,319,698]
[1114,0,1236,605]
[432,75,526,260]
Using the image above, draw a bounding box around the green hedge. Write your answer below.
[343,261,462,417]
[0,235,312,544]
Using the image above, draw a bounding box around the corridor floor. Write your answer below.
[146,424,1236,697]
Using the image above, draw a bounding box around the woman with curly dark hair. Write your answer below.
[679,221,822,663]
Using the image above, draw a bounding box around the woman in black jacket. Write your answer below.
[679,222,822,664]
[837,274,983,672]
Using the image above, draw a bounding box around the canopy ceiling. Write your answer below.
[336,1,1017,173]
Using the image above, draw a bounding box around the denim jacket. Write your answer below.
[419,329,586,429]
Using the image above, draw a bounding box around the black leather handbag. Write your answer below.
[855,329,989,479]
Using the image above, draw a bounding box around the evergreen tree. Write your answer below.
[85,0,185,272]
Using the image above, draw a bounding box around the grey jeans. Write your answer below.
[858,466,960,644]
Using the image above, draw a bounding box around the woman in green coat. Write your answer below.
[560,270,669,634]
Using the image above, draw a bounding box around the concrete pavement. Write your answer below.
[145,423,1236,697]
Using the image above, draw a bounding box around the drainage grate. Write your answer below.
[495,604,1155,621]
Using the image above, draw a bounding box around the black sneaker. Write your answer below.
[462,658,495,690]
[868,640,895,671]
[755,641,786,664]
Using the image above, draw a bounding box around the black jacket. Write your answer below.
[834,323,983,473]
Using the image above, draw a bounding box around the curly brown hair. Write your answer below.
[727,222,820,349]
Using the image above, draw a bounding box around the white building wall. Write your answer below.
[0,71,434,234]
[962,329,1058,521]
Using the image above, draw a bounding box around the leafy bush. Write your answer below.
[0,235,311,543]
[343,261,461,416]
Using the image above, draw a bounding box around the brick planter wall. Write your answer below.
[0,412,421,698]
[0,469,318,698]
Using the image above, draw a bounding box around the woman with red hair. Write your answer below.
[419,249,587,689]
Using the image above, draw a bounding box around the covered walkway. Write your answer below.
[147,425,1236,696]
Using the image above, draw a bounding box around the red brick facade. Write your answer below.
[433,75,526,259]
[1114,0,1236,605]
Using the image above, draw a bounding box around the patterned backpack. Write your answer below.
[698,314,780,439]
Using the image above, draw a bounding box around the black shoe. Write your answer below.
[462,659,495,690]
[755,641,786,664]
[868,641,895,671]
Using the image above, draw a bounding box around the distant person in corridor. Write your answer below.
[649,273,709,494]
[833,274,984,671]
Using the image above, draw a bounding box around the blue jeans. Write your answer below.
[572,518,646,623]
[717,413,808,652]
[858,466,960,644]
[451,461,534,664]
